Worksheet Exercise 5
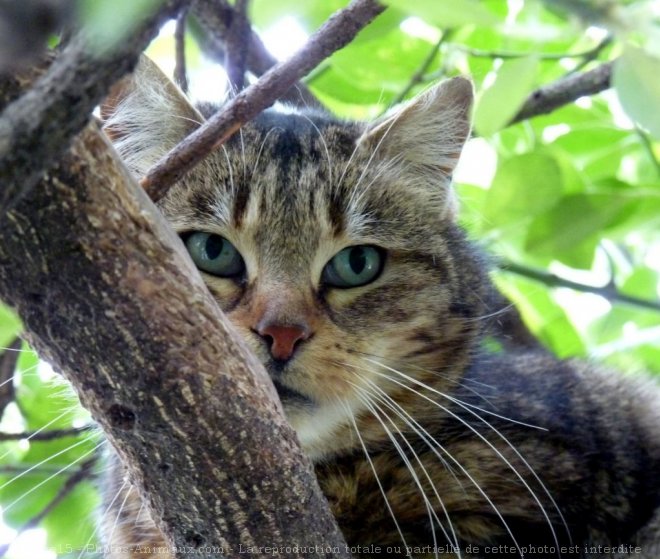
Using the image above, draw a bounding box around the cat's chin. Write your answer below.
[283,399,360,461]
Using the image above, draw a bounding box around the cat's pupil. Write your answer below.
[349,248,366,275]
[205,235,224,260]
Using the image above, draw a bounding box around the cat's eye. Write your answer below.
[322,246,384,288]
[184,232,245,277]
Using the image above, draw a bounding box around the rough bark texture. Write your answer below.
[511,60,613,124]
[0,0,186,214]
[0,80,349,558]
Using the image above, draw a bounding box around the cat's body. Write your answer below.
[100,58,660,558]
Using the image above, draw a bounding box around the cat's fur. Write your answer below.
[100,58,660,559]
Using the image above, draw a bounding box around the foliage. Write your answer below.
[0,0,659,556]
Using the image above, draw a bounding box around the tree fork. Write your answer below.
[0,78,350,558]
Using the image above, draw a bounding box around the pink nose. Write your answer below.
[256,323,310,361]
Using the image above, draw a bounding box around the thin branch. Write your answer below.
[389,32,449,108]
[191,0,322,108]
[456,37,612,61]
[0,337,20,416]
[0,0,187,215]
[141,0,386,201]
[509,60,613,125]
[174,8,189,93]
[499,260,660,313]
[0,425,94,442]
[0,455,99,558]
[635,125,660,178]
[0,465,78,475]
[224,0,250,93]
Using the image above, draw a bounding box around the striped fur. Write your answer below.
[100,57,660,559]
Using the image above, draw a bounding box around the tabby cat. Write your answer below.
[100,58,660,559]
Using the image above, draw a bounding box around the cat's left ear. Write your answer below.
[358,77,473,215]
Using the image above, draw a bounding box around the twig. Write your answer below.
[0,454,99,558]
[174,8,189,93]
[499,260,660,313]
[456,38,612,61]
[191,0,322,108]
[0,0,186,216]
[509,60,613,125]
[0,337,20,416]
[224,0,250,93]
[0,425,94,441]
[0,465,83,475]
[389,32,449,108]
[635,125,660,178]
[141,0,386,201]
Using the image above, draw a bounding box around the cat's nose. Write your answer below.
[256,322,311,361]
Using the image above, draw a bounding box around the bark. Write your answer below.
[0,0,187,214]
[0,75,349,558]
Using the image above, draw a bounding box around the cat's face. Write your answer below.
[105,58,485,459]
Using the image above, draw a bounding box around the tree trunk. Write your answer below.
[0,78,349,558]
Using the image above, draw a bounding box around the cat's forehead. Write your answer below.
[159,107,452,256]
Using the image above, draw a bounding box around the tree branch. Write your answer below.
[0,337,20,416]
[0,72,349,557]
[174,8,189,93]
[141,0,386,201]
[0,425,94,442]
[191,0,321,108]
[0,454,99,558]
[0,0,187,215]
[509,60,613,125]
[499,260,660,313]
[389,32,450,109]
[224,0,250,92]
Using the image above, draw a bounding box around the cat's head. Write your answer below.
[104,58,489,460]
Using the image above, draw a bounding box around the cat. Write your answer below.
[99,57,660,559]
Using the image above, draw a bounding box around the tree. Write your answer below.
[0,0,658,557]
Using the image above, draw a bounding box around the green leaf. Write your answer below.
[483,152,564,229]
[0,302,22,348]
[78,0,164,53]
[329,29,440,91]
[493,273,586,358]
[382,0,499,27]
[525,193,641,257]
[613,46,660,138]
[474,56,539,136]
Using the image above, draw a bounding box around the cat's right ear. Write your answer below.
[101,56,204,176]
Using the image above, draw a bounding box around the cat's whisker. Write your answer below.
[462,303,518,324]
[354,389,443,559]
[238,127,247,178]
[339,396,411,553]
[362,357,567,552]
[77,474,130,559]
[340,366,524,557]
[0,432,100,491]
[352,349,496,391]
[2,439,104,515]
[350,349,497,407]
[350,381,460,558]
[300,113,334,186]
[219,145,236,200]
[0,407,82,463]
[105,478,135,554]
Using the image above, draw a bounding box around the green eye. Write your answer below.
[184,232,245,277]
[322,246,384,288]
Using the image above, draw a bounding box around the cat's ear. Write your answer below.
[358,77,473,217]
[101,55,204,176]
